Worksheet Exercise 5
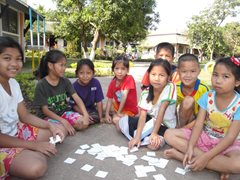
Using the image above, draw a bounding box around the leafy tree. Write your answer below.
[222,22,240,56]
[52,0,159,60]
[187,0,240,60]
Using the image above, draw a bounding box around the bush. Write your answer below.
[15,72,36,102]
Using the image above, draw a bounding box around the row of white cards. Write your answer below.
[63,143,190,179]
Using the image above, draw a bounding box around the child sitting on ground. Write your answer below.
[176,54,210,128]
[118,59,177,150]
[164,57,240,180]
[72,59,104,123]
[0,36,65,179]
[105,55,138,124]
[33,50,90,135]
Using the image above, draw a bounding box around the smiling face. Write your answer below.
[149,65,169,90]
[0,48,23,81]
[212,63,240,95]
[48,57,67,78]
[77,64,94,86]
[178,60,200,88]
[113,62,129,81]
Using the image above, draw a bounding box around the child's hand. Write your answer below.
[32,142,57,157]
[149,133,161,149]
[190,154,209,171]
[128,137,141,149]
[61,120,76,136]
[48,123,65,142]
[105,114,112,123]
[183,147,194,167]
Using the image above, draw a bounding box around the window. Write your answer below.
[1,6,18,34]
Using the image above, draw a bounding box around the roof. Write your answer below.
[1,0,44,19]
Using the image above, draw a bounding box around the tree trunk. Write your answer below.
[89,29,99,61]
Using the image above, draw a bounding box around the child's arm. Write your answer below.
[72,93,90,128]
[105,98,113,123]
[128,109,148,149]
[189,120,240,171]
[149,101,170,147]
[96,101,103,122]
[18,101,65,141]
[41,105,76,136]
[117,89,129,115]
[0,133,57,156]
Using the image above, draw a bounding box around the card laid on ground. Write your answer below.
[95,170,108,178]
[147,151,156,157]
[153,174,166,180]
[64,157,76,164]
[175,167,189,175]
[129,146,139,153]
[81,164,94,172]
[135,170,147,178]
[75,149,85,155]
[80,144,90,149]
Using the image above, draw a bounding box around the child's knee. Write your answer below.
[182,96,195,110]
[74,119,89,131]
[164,129,176,143]
[28,159,47,178]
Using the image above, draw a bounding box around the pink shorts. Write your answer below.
[0,123,38,179]
[182,128,240,154]
[46,111,82,126]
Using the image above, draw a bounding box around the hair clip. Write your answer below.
[230,57,240,66]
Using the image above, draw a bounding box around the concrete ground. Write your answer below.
[12,62,239,180]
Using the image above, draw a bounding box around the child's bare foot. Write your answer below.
[164,148,184,161]
[220,173,229,180]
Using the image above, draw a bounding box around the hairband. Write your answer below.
[230,57,240,66]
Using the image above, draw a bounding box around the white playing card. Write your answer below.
[75,149,85,154]
[147,151,156,157]
[81,164,94,172]
[175,167,188,175]
[80,144,90,149]
[95,170,108,178]
[153,174,166,180]
[64,157,76,164]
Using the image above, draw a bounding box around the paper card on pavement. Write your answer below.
[80,144,90,150]
[153,174,166,180]
[75,149,85,155]
[135,170,147,178]
[81,164,94,172]
[144,166,156,173]
[129,146,139,153]
[95,171,108,178]
[147,151,156,157]
[64,157,76,164]
[175,167,188,175]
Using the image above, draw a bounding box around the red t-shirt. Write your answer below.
[106,75,138,116]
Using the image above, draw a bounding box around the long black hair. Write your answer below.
[38,49,66,79]
[146,59,171,102]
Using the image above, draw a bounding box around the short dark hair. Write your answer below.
[75,58,95,76]
[178,53,199,67]
[111,55,129,71]
[155,42,175,57]
[0,36,24,62]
